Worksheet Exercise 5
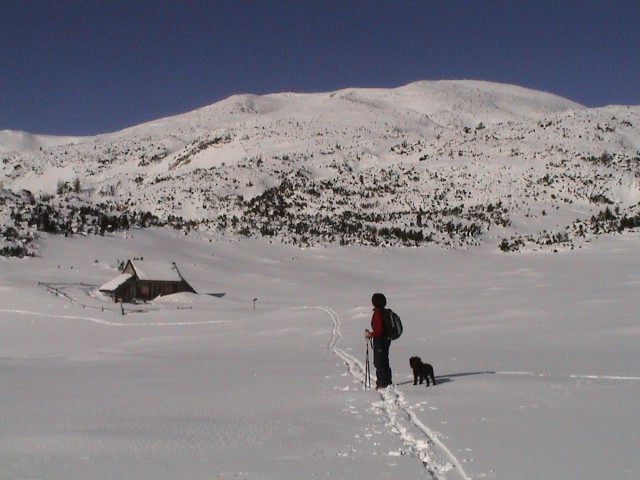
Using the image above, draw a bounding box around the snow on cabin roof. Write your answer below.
[99,273,133,292]
[127,261,184,282]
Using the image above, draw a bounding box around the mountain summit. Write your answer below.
[1,80,639,254]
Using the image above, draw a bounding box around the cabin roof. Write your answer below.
[126,260,184,282]
[99,273,133,292]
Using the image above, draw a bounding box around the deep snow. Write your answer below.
[1,228,639,479]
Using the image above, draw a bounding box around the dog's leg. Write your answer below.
[424,366,435,386]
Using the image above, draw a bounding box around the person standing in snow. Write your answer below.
[364,293,392,389]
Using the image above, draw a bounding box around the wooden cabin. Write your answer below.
[99,260,196,303]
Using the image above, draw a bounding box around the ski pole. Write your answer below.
[365,337,371,390]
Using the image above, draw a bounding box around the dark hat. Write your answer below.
[371,293,387,308]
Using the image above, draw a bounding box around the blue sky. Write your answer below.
[2,0,638,135]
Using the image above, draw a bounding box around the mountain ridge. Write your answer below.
[1,80,638,255]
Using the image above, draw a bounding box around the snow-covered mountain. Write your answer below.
[1,80,639,255]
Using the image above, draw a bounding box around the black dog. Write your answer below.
[409,356,437,386]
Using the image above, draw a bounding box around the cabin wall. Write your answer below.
[133,280,195,301]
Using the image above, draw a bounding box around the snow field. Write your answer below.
[1,228,639,479]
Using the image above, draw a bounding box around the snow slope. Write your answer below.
[2,80,638,252]
[0,130,84,154]
[1,228,639,479]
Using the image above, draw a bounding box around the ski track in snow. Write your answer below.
[306,306,471,480]
[3,303,638,479]
[0,309,228,326]
[4,306,638,386]
[496,371,640,382]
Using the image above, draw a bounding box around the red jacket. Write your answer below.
[369,308,384,337]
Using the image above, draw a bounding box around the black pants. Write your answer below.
[373,336,392,387]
